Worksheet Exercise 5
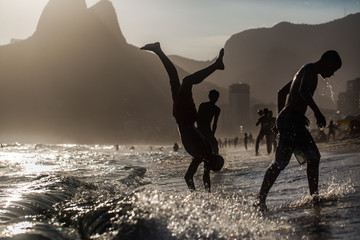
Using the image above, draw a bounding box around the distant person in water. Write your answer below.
[256,50,342,211]
[327,120,338,141]
[197,89,221,154]
[249,133,254,145]
[140,42,225,192]
[244,133,249,151]
[173,143,179,152]
[255,108,272,155]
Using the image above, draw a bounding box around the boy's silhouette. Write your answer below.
[327,120,338,141]
[197,90,221,154]
[256,50,342,210]
[140,42,224,192]
[244,133,249,151]
[255,108,272,155]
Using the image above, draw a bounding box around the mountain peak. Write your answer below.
[35,0,88,35]
[273,21,293,28]
[89,0,127,44]
[33,0,126,45]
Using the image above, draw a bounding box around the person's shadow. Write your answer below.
[306,206,332,240]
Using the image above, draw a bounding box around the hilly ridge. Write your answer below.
[0,0,171,143]
[0,0,226,144]
[0,0,358,143]
[171,13,360,109]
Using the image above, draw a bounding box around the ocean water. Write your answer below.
[0,143,359,240]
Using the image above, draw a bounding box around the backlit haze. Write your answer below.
[1,0,359,60]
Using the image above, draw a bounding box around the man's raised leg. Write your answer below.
[140,42,180,101]
[182,48,224,86]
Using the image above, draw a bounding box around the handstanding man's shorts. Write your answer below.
[178,123,213,159]
[270,108,321,170]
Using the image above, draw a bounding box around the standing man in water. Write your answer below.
[140,42,225,193]
[256,50,342,210]
[255,108,272,156]
[197,89,221,154]
[327,120,338,141]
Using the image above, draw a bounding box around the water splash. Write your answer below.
[1,144,359,239]
[320,76,336,104]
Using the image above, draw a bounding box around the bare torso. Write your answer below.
[286,63,318,115]
[197,102,220,133]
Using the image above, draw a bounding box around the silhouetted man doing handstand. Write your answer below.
[197,89,221,154]
[256,50,342,211]
[140,42,224,192]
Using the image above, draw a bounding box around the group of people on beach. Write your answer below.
[255,108,277,156]
[218,134,253,150]
[140,43,342,210]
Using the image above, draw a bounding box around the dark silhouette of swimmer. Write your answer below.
[218,138,223,149]
[244,133,249,150]
[173,143,179,152]
[249,133,254,145]
[255,50,342,211]
[197,89,221,154]
[327,120,338,141]
[140,42,225,192]
[255,108,272,155]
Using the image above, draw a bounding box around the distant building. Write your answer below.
[337,78,360,115]
[218,103,230,136]
[229,83,250,133]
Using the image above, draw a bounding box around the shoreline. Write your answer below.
[317,137,360,153]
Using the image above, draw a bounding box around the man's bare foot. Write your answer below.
[253,197,268,212]
[140,42,161,52]
[185,176,195,192]
[216,48,225,70]
[312,193,323,207]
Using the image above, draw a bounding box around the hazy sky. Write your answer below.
[1,0,359,60]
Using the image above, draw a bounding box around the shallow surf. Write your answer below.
[0,143,359,239]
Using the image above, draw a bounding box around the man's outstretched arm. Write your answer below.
[299,71,326,128]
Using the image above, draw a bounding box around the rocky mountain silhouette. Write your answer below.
[2,0,357,143]
[170,13,360,110]
[0,0,224,144]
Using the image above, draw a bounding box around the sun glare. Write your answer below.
[2,221,34,237]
